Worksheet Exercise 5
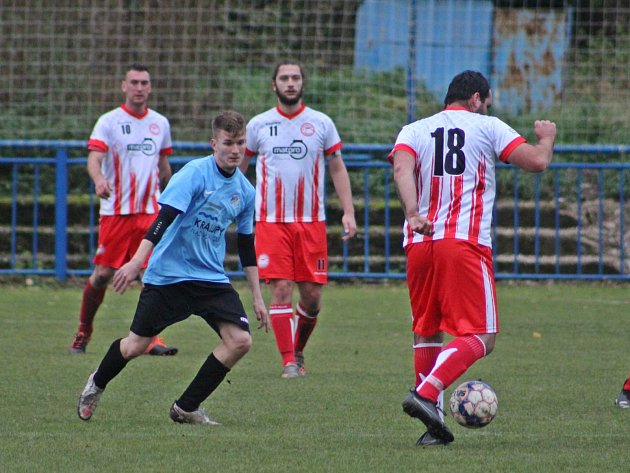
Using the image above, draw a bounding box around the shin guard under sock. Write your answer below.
[417,335,486,402]
[177,353,230,412]
[78,279,106,337]
[269,304,295,366]
[93,339,129,389]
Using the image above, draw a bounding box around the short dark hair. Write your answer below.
[126,63,150,74]
[272,60,307,84]
[212,110,246,138]
[444,70,490,106]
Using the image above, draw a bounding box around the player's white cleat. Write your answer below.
[615,389,630,408]
[77,371,104,421]
[281,363,300,379]
[169,402,220,425]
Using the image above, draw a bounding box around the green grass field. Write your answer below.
[1,281,629,473]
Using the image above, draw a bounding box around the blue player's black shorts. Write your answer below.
[130,281,250,337]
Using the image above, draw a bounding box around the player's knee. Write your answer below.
[272,279,294,301]
[120,337,148,359]
[91,268,114,288]
[229,330,252,356]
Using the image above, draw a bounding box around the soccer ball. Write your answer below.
[449,380,498,428]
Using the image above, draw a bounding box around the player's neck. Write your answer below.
[124,102,148,117]
[277,100,304,117]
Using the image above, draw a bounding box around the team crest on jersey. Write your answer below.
[272,140,308,160]
[149,123,161,135]
[301,122,315,136]
[229,194,241,209]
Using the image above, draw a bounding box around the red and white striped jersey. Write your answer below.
[88,104,173,216]
[245,104,342,223]
[391,106,525,248]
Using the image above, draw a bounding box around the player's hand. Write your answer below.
[94,178,113,199]
[253,299,269,332]
[408,214,433,236]
[112,260,142,294]
[341,213,357,241]
[533,120,557,141]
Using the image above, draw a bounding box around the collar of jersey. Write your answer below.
[121,104,149,119]
[276,102,306,119]
[444,105,469,112]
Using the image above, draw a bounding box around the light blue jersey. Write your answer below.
[143,156,255,285]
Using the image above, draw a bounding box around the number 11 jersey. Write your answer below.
[245,103,342,223]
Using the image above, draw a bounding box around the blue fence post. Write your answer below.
[55,148,68,281]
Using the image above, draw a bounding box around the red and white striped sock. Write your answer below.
[417,335,486,403]
[269,303,295,366]
[413,342,443,386]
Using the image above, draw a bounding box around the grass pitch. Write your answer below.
[1,281,629,473]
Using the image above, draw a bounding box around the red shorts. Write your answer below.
[405,239,499,338]
[93,214,156,269]
[255,221,328,284]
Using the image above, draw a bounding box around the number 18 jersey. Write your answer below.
[391,106,525,248]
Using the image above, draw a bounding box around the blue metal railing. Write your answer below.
[1,140,629,280]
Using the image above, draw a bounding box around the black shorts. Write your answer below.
[129,281,250,337]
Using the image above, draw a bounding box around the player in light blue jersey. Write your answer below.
[77,111,269,425]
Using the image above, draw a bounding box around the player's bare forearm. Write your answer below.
[87,151,111,198]
[392,151,420,220]
[158,155,172,191]
[243,266,269,331]
[393,150,433,235]
[507,120,557,173]
[112,239,154,294]
[328,155,357,238]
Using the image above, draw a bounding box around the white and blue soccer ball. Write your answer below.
[449,380,498,428]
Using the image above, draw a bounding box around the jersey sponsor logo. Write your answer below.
[257,253,270,268]
[149,123,161,135]
[198,211,218,221]
[301,122,315,136]
[127,138,157,156]
[272,140,308,160]
[193,215,224,242]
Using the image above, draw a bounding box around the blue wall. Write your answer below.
[355,0,571,116]
[355,0,494,107]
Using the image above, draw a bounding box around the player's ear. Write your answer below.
[468,92,481,112]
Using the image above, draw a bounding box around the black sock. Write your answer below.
[93,339,129,389]
[176,353,230,412]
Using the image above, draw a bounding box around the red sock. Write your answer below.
[294,303,318,354]
[413,342,443,386]
[417,335,486,402]
[269,304,295,366]
[78,279,106,337]
[623,377,630,391]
